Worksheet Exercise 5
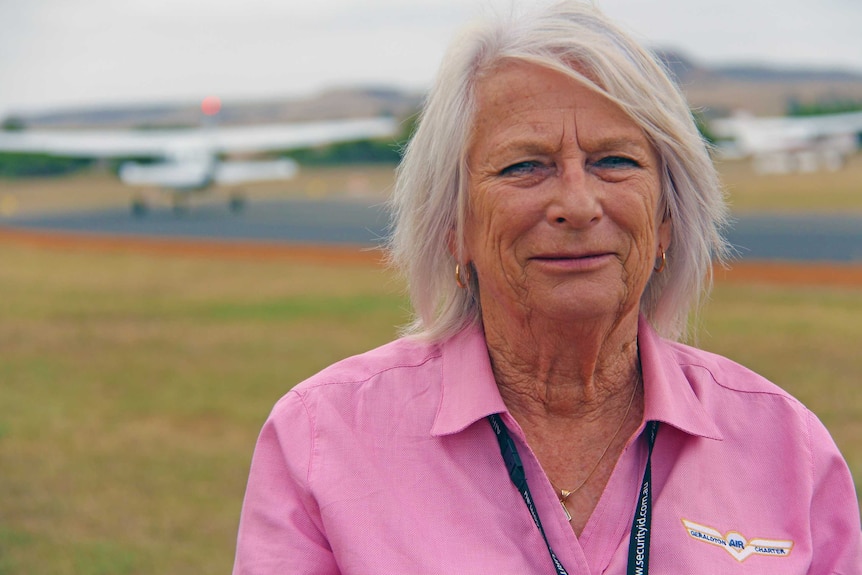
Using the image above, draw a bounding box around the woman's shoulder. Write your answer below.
[664,339,802,403]
[271,335,443,413]
[301,335,441,387]
[658,338,821,435]
[657,338,846,467]
[640,317,801,407]
[259,335,452,453]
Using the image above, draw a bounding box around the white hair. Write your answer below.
[387,0,730,342]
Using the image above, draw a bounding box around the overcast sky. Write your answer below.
[1,0,860,119]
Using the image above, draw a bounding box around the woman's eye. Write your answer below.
[500,161,542,176]
[593,155,640,169]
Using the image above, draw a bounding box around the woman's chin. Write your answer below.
[520,290,638,327]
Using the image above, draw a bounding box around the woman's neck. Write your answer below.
[482,308,641,422]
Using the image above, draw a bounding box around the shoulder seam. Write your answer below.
[677,360,804,406]
[296,350,441,390]
[289,389,317,488]
[804,407,815,492]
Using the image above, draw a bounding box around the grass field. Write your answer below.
[0,243,407,574]
[0,241,860,574]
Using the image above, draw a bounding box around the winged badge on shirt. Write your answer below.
[682,519,794,562]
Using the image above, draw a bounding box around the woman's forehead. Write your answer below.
[470,61,647,150]
[474,62,612,121]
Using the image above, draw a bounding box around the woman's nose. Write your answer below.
[546,161,602,228]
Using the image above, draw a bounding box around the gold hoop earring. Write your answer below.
[455,263,470,289]
[653,244,666,273]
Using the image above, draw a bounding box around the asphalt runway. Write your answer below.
[3,198,862,263]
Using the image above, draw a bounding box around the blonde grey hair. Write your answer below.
[387,0,730,342]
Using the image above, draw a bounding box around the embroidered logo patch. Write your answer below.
[682,519,793,562]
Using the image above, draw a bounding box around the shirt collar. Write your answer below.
[638,315,723,441]
[431,323,507,437]
[430,317,723,442]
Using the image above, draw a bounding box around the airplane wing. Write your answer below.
[0,128,181,157]
[207,117,399,155]
[0,117,399,159]
[0,115,400,206]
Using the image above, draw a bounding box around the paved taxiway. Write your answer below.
[3,198,861,263]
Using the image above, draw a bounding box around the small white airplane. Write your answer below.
[0,98,399,214]
[710,110,862,174]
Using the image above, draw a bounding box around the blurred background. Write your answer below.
[0,1,860,573]
[2,0,862,115]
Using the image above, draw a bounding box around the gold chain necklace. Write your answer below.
[554,375,640,522]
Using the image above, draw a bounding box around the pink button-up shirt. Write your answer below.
[233,317,861,574]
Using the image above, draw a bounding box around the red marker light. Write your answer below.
[201,96,221,116]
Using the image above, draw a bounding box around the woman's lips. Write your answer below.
[529,251,615,270]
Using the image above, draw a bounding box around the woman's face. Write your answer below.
[462,61,670,326]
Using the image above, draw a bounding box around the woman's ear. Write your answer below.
[447,228,468,261]
[658,216,672,253]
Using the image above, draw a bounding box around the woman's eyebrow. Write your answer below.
[481,130,565,157]
[484,134,652,160]
[588,133,652,153]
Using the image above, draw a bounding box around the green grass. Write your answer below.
[718,152,862,214]
[0,243,859,573]
[0,243,409,574]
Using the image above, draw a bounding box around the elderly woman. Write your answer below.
[233,2,860,573]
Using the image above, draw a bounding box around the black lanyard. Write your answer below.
[627,419,658,574]
[488,414,659,575]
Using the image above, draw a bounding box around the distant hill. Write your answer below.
[6,52,862,129]
[655,49,862,84]
[654,49,862,117]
